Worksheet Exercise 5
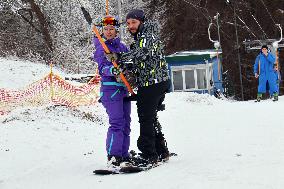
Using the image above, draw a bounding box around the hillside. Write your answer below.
[0,58,284,189]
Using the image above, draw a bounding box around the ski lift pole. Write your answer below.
[215,12,221,46]
[215,13,222,81]
[208,22,221,81]
[233,2,244,101]
[106,0,109,15]
[80,6,134,95]
[273,24,283,71]
[216,50,221,81]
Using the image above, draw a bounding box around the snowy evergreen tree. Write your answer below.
[0,0,147,73]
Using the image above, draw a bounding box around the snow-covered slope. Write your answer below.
[0,57,65,89]
[0,58,284,189]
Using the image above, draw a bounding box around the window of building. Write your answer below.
[171,65,213,91]
[185,70,195,89]
[172,70,183,90]
[196,69,207,89]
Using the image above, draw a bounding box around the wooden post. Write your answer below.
[50,61,54,100]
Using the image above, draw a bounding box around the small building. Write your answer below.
[166,50,223,95]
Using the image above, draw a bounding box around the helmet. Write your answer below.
[101,15,119,27]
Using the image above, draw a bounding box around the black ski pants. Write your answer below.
[136,80,170,158]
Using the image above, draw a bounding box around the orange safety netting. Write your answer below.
[0,73,101,115]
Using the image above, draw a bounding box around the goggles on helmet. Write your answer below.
[102,16,118,26]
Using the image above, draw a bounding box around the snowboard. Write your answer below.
[93,165,143,175]
[93,152,177,175]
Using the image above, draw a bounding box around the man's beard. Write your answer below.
[129,28,138,36]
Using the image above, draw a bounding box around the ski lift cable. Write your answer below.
[235,15,257,38]
[260,0,277,26]
[251,14,268,39]
[226,4,257,38]
[180,0,212,23]
[180,0,233,39]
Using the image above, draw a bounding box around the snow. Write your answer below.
[167,50,222,57]
[0,57,65,89]
[1,57,284,189]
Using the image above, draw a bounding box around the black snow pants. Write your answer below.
[136,80,170,159]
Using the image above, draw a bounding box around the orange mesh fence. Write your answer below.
[0,73,101,115]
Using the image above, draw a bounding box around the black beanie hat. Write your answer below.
[261,45,268,50]
[126,9,145,22]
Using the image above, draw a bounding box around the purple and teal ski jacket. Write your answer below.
[93,36,128,85]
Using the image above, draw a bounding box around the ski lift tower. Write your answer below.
[208,12,223,96]
[208,13,221,81]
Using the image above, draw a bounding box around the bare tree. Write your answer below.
[145,0,284,100]
[25,0,53,51]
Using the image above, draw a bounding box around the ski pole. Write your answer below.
[80,7,134,95]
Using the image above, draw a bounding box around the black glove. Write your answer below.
[124,61,134,71]
[111,64,126,76]
[111,66,122,76]
[119,55,134,71]
[105,52,118,62]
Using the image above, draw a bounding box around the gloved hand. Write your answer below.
[111,66,122,76]
[119,58,134,71]
[111,64,127,76]
[113,65,124,83]
[125,61,134,71]
[274,64,278,71]
[105,52,118,62]
[255,73,259,78]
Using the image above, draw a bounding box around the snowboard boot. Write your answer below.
[256,93,262,102]
[273,92,278,102]
[120,156,135,168]
[107,155,123,171]
[156,138,170,162]
[131,153,158,168]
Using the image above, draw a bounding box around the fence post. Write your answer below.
[49,61,54,101]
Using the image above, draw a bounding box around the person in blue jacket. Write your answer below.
[254,45,278,101]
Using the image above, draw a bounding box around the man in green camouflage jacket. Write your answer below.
[120,9,171,166]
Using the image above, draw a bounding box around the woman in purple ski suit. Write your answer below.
[93,16,131,166]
